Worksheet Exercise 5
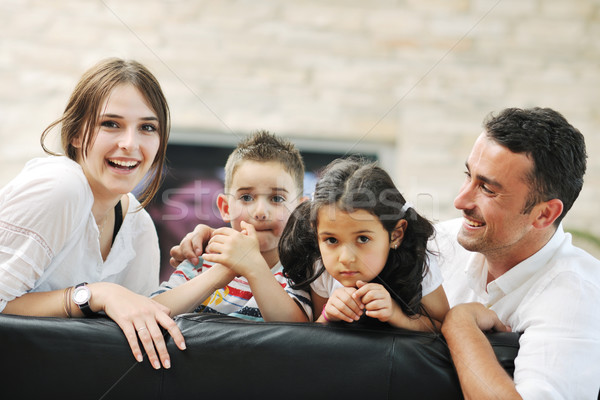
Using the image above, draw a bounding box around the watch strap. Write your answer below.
[74,282,97,317]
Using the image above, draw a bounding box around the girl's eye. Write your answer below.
[271,195,286,203]
[240,194,253,202]
[357,236,370,244]
[140,124,158,133]
[324,237,338,245]
[101,120,118,129]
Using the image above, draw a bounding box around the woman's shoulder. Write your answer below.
[2,156,92,209]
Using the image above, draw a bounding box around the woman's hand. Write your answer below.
[88,282,186,369]
[353,280,394,322]
[322,287,364,323]
[169,224,215,267]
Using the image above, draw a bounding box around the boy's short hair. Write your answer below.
[224,130,305,198]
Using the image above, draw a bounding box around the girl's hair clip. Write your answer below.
[400,201,413,215]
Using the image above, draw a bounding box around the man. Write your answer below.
[437,107,600,399]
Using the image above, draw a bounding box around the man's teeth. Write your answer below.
[109,159,138,168]
[465,218,484,227]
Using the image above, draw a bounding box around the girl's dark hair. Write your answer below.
[280,156,435,317]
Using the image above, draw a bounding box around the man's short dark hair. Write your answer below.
[484,107,587,226]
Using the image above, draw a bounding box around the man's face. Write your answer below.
[454,133,540,263]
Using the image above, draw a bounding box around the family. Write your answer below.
[0,58,598,399]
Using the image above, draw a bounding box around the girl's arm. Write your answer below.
[354,281,449,332]
[3,282,186,370]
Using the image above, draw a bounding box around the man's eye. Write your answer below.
[481,185,494,194]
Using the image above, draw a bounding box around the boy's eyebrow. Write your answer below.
[465,161,504,190]
[235,187,290,193]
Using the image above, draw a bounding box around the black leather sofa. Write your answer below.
[0,313,519,399]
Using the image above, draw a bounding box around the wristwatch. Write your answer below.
[72,282,96,317]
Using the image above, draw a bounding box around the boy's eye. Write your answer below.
[240,194,254,202]
[357,236,370,244]
[271,195,286,203]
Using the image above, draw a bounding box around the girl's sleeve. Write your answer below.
[0,159,90,311]
[421,252,444,297]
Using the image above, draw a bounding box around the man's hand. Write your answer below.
[169,224,215,267]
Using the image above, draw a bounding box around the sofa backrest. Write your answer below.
[0,313,520,399]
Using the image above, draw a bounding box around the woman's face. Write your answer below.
[74,83,160,202]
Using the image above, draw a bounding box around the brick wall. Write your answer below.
[1,0,599,249]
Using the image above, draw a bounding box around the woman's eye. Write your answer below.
[357,236,370,244]
[101,120,118,129]
[240,194,253,202]
[140,124,158,133]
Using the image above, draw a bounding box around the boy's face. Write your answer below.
[218,160,303,259]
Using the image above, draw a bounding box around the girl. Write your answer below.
[0,58,185,369]
[280,157,449,330]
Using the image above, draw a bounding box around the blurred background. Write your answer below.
[2,0,599,276]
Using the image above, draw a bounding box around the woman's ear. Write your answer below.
[390,219,408,250]
[216,194,231,223]
[71,135,82,149]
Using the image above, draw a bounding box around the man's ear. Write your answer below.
[390,219,408,249]
[216,194,231,223]
[532,198,563,229]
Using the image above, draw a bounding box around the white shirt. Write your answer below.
[433,218,600,400]
[310,256,443,300]
[0,157,160,312]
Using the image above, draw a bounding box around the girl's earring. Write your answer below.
[393,243,398,250]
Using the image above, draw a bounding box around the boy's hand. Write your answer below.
[323,287,364,323]
[202,222,268,278]
[353,280,394,322]
[169,224,215,267]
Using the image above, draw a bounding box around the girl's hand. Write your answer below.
[353,280,394,322]
[323,287,364,323]
[89,282,186,370]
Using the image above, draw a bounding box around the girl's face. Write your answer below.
[316,205,393,287]
[74,84,160,202]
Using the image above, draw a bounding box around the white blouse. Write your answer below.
[310,256,443,299]
[0,157,160,312]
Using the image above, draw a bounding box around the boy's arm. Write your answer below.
[152,263,235,316]
[202,224,309,322]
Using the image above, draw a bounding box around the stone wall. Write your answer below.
[1,0,599,248]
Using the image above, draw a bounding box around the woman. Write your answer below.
[0,58,185,369]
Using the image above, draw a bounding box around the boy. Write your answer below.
[152,131,311,322]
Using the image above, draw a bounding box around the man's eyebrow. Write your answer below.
[465,161,504,190]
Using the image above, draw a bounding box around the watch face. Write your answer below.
[73,286,90,305]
